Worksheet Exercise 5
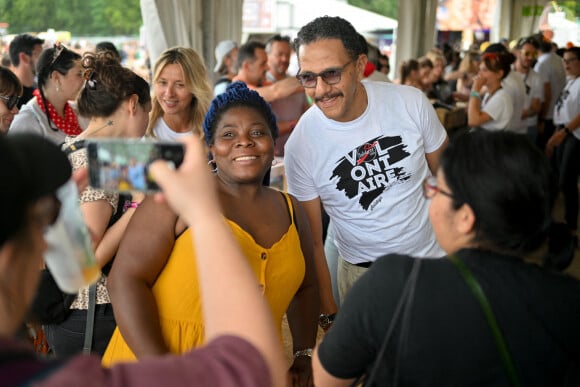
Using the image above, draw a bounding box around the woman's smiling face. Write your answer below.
[153,63,193,117]
[209,106,274,185]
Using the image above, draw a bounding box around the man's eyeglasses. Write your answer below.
[296,60,354,88]
[50,42,66,67]
[423,176,453,199]
[0,95,20,110]
[563,57,578,65]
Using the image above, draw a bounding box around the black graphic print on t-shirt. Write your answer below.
[331,135,411,210]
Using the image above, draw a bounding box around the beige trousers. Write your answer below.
[337,255,369,301]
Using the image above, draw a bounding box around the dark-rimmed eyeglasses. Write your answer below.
[423,176,453,199]
[50,42,66,67]
[563,57,578,65]
[0,95,20,110]
[296,60,354,88]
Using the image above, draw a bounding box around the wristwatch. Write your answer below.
[318,313,336,330]
[564,127,572,135]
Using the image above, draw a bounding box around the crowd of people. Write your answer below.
[0,15,579,386]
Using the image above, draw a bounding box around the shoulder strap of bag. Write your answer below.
[355,259,422,387]
[82,283,97,354]
[62,140,86,156]
[447,255,522,387]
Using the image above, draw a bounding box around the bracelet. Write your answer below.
[293,348,313,359]
[469,90,481,99]
[123,201,140,212]
[318,313,336,330]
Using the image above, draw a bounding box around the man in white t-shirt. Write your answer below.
[284,16,448,325]
[535,40,567,149]
[514,37,543,142]
[546,47,580,237]
[265,35,309,156]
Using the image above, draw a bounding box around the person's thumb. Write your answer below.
[148,160,176,190]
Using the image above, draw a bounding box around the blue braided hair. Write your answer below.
[203,81,279,146]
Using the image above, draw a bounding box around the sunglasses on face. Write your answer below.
[0,95,20,110]
[296,60,355,88]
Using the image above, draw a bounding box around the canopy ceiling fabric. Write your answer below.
[395,0,438,65]
[140,0,548,79]
[491,0,547,43]
[289,0,398,33]
[140,0,242,72]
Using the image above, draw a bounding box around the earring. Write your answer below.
[208,159,218,173]
[56,85,61,92]
[271,158,278,166]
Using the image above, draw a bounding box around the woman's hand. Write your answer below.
[289,355,314,387]
[471,75,486,93]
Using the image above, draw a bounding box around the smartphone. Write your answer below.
[87,139,185,193]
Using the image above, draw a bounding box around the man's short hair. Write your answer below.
[96,41,121,61]
[9,34,44,67]
[235,41,265,72]
[265,35,291,53]
[516,36,539,50]
[294,16,367,61]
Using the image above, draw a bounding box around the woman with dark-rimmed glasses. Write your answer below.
[0,66,22,134]
[9,43,87,144]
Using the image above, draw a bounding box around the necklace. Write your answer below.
[91,120,114,136]
[482,86,501,106]
[80,120,114,139]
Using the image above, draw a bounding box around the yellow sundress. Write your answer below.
[102,192,305,366]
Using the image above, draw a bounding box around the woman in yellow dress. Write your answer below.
[104,82,318,386]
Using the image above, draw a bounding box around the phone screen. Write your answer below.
[87,139,184,193]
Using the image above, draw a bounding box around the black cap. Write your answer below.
[0,134,71,246]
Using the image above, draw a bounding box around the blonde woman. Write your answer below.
[454,51,482,102]
[146,47,213,141]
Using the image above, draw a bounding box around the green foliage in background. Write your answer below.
[348,0,398,19]
[0,0,142,35]
[551,1,580,21]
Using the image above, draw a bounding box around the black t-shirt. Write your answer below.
[18,85,35,109]
[318,249,580,386]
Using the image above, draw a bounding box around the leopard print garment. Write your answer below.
[63,137,118,309]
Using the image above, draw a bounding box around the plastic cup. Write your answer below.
[43,180,100,293]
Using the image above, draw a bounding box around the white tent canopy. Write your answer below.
[288,0,397,34]
[140,0,243,70]
[140,0,565,76]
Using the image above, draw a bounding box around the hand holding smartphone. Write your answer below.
[87,139,185,193]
